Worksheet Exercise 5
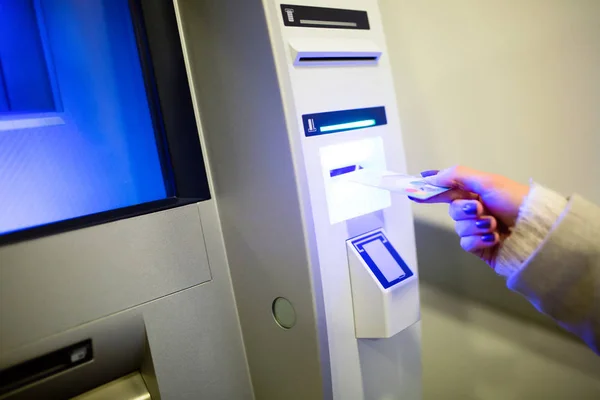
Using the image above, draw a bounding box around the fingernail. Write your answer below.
[475,219,491,229]
[462,203,478,215]
[482,233,496,242]
[420,170,439,178]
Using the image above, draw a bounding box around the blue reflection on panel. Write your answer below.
[0,0,57,113]
[0,0,167,235]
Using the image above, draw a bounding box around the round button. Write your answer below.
[272,297,296,329]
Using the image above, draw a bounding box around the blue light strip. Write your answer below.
[303,106,387,137]
[320,119,376,133]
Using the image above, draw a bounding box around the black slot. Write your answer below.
[0,339,93,396]
[330,165,363,177]
[281,4,370,30]
[299,56,378,62]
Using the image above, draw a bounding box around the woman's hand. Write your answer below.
[415,166,530,268]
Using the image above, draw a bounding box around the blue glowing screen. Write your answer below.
[0,0,168,235]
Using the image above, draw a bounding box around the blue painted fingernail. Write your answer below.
[462,203,478,215]
[482,233,496,242]
[420,170,439,178]
[476,219,491,229]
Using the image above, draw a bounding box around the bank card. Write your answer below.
[347,169,450,200]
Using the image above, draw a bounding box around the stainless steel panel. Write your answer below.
[0,204,211,352]
[175,1,328,398]
[143,282,253,400]
[1,281,252,400]
[72,373,150,400]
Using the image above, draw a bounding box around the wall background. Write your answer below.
[379,0,600,398]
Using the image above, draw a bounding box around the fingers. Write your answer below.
[410,189,479,204]
[454,216,497,236]
[411,167,482,204]
[421,165,491,195]
[449,199,499,252]
[420,170,440,178]
[460,232,499,252]
[449,199,483,220]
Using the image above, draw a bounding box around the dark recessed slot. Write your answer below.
[330,165,363,177]
[281,4,370,30]
[299,56,377,62]
[0,339,93,396]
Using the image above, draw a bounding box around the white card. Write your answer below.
[347,169,450,200]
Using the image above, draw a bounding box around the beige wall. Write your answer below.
[379,0,600,398]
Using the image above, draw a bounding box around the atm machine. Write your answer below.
[1,0,422,399]
[177,0,422,399]
[0,1,252,399]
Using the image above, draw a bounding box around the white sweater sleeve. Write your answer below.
[494,183,568,278]
[494,183,600,353]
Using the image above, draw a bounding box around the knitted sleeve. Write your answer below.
[495,184,600,352]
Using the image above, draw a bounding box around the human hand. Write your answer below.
[414,166,530,268]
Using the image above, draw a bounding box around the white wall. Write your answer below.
[379,0,600,398]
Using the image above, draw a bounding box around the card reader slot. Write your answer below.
[330,164,363,178]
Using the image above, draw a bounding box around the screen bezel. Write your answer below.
[0,0,211,246]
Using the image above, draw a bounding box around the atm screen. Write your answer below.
[0,0,208,239]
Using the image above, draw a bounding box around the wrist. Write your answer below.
[494,183,568,278]
[508,182,531,226]
[497,177,531,227]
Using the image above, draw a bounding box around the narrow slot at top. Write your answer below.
[298,56,378,62]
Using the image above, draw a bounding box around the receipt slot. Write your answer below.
[348,229,419,338]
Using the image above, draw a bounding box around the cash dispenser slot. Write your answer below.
[0,340,93,396]
[0,314,157,400]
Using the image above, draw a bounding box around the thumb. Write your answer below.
[423,166,490,195]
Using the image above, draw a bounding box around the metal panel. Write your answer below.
[143,281,253,399]
[72,373,150,400]
[175,1,329,398]
[0,280,253,400]
[0,203,211,352]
